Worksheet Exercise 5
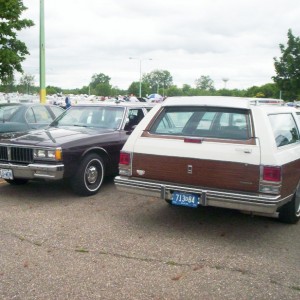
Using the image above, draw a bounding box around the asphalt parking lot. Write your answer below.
[0,178,299,300]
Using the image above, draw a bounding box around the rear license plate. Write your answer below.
[0,169,13,180]
[171,191,199,208]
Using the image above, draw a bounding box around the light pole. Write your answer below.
[129,57,152,98]
[40,0,46,103]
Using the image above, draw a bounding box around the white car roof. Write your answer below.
[161,96,286,110]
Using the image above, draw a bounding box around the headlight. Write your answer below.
[33,148,62,160]
[34,149,46,158]
[47,150,56,159]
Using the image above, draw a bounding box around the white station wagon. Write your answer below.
[115,96,300,223]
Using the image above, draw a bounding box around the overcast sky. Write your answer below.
[18,0,300,91]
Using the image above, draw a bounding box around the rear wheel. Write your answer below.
[5,179,28,185]
[278,183,300,224]
[70,153,105,196]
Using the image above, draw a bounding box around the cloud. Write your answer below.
[17,0,300,90]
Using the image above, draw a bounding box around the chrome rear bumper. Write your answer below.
[114,176,292,214]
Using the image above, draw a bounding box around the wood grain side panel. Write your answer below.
[281,159,300,197]
[132,153,260,192]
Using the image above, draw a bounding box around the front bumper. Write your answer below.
[0,162,64,180]
[114,176,292,214]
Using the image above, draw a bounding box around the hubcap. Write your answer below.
[86,165,98,184]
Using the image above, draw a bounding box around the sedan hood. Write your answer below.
[0,126,115,146]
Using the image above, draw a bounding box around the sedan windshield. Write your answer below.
[53,106,125,129]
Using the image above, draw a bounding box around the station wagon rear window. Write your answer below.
[149,106,251,140]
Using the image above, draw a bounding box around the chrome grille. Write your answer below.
[0,146,8,160]
[11,147,33,163]
[0,146,33,163]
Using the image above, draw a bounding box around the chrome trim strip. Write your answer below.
[114,176,292,214]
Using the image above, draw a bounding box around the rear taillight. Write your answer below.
[260,166,282,195]
[119,152,131,165]
[262,166,281,182]
[119,152,132,176]
[184,138,203,144]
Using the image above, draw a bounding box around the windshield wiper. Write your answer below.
[72,124,88,127]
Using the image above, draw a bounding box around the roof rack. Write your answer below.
[249,98,284,106]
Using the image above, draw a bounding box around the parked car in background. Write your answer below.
[147,93,163,103]
[0,102,152,196]
[286,101,300,108]
[137,97,148,102]
[0,103,64,134]
[115,96,300,224]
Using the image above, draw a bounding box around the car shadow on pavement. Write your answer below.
[0,177,114,203]
[116,195,287,244]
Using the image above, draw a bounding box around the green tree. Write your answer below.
[47,86,62,95]
[89,73,111,96]
[195,75,215,91]
[95,83,111,97]
[214,88,244,97]
[143,70,173,93]
[182,84,192,95]
[19,73,34,93]
[166,85,182,96]
[111,86,126,98]
[273,29,300,100]
[127,81,139,96]
[244,83,279,99]
[78,85,90,95]
[128,81,150,97]
[0,75,15,92]
[90,73,110,87]
[0,0,34,84]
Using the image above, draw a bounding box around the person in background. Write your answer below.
[65,95,71,109]
[129,94,139,102]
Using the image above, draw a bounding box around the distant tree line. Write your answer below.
[0,70,283,100]
[0,1,299,101]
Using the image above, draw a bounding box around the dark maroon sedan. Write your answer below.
[0,102,152,196]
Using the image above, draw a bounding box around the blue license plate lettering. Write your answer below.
[171,191,199,208]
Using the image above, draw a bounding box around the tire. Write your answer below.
[278,183,300,224]
[70,153,105,196]
[5,179,28,185]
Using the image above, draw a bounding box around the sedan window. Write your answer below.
[28,106,53,124]
[0,105,20,121]
[124,109,145,130]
